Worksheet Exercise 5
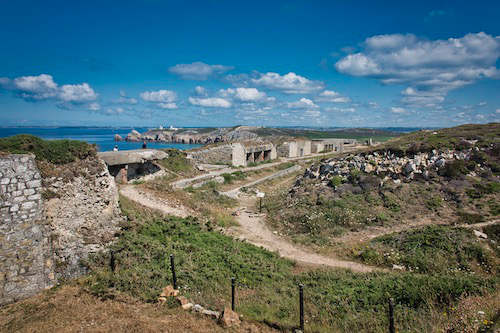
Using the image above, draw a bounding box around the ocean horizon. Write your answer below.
[0,127,202,152]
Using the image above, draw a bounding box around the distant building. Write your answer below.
[277,139,312,158]
[188,141,277,167]
[311,138,357,153]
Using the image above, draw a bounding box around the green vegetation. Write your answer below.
[86,197,498,332]
[158,148,199,177]
[0,134,95,164]
[357,225,497,274]
[456,210,485,224]
[221,171,247,184]
[379,123,500,155]
[265,180,454,244]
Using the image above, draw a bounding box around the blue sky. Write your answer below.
[0,0,499,127]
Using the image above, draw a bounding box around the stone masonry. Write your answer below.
[0,154,124,305]
[0,154,55,305]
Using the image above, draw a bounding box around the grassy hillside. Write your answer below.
[0,134,95,164]
[84,196,499,332]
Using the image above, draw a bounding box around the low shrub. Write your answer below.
[357,225,495,274]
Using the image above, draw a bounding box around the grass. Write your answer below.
[0,134,95,164]
[221,170,247,184]
[84,197,499,332]
[143,179,238,228]
[356,225,498,275]
[265,180,449,245]
[158,148,200,177]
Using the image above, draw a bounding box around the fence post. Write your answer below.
[170,254,177,290]
[299,283,304,332]
[110,250,116,272]
[389,298,395,333]
[231,277,236,311]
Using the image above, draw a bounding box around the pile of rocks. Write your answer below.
[304,148,477,182]
[158,285,241,328]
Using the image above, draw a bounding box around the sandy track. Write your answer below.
[120,185,191,218]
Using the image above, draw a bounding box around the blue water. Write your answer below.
[0,127,203,152]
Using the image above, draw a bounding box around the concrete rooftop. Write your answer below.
[97,149,168,166]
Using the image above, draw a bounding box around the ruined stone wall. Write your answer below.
[0,154,124,305]
[188,145,233,165]
[44,158,123,280]
[0,154,55,305]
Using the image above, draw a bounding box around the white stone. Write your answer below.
[473,230,488,239]
[21,201,36,210]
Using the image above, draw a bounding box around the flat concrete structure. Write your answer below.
[98,149,168,183]
[98,149,168,166]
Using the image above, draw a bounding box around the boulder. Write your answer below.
[202,309,220,319]
[403,162,416,176]
[220,306,241,328]
[126,130,142,142]
[435,158,446,168]
[473,230,488,239]
[114,134,123,141]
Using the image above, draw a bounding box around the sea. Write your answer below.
[0,127,202,152]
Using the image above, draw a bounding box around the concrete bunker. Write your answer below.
[278,139,312,158]
[98,149,168,183]
[232,142,277,167]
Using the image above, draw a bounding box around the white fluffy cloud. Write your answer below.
[158,103,178,109]
[195,86,207,96]
[89,102,101,111]
[287,97,319,109]
[336,32,500,106]
[117,90,138,104]
[140,89,178,109]
[390,107,408,114]
[251,72,324,94]
[219,87,267,101]
[169,62,233,80]
[188,97,231,108]
[316,90,351,103]
[0,74,97,103]
[58,83,97,102]
[140,89,177,103]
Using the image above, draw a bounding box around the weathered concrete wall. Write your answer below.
[232,143,246,167]
[188,145,233,165]
[0,154,55,305]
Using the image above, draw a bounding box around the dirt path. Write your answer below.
[226,195,378,273]
[120,185,191,218]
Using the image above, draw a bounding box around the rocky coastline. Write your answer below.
[119,127,260,145]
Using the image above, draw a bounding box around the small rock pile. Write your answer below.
[158,285,241,328]
[304,148,478,182]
